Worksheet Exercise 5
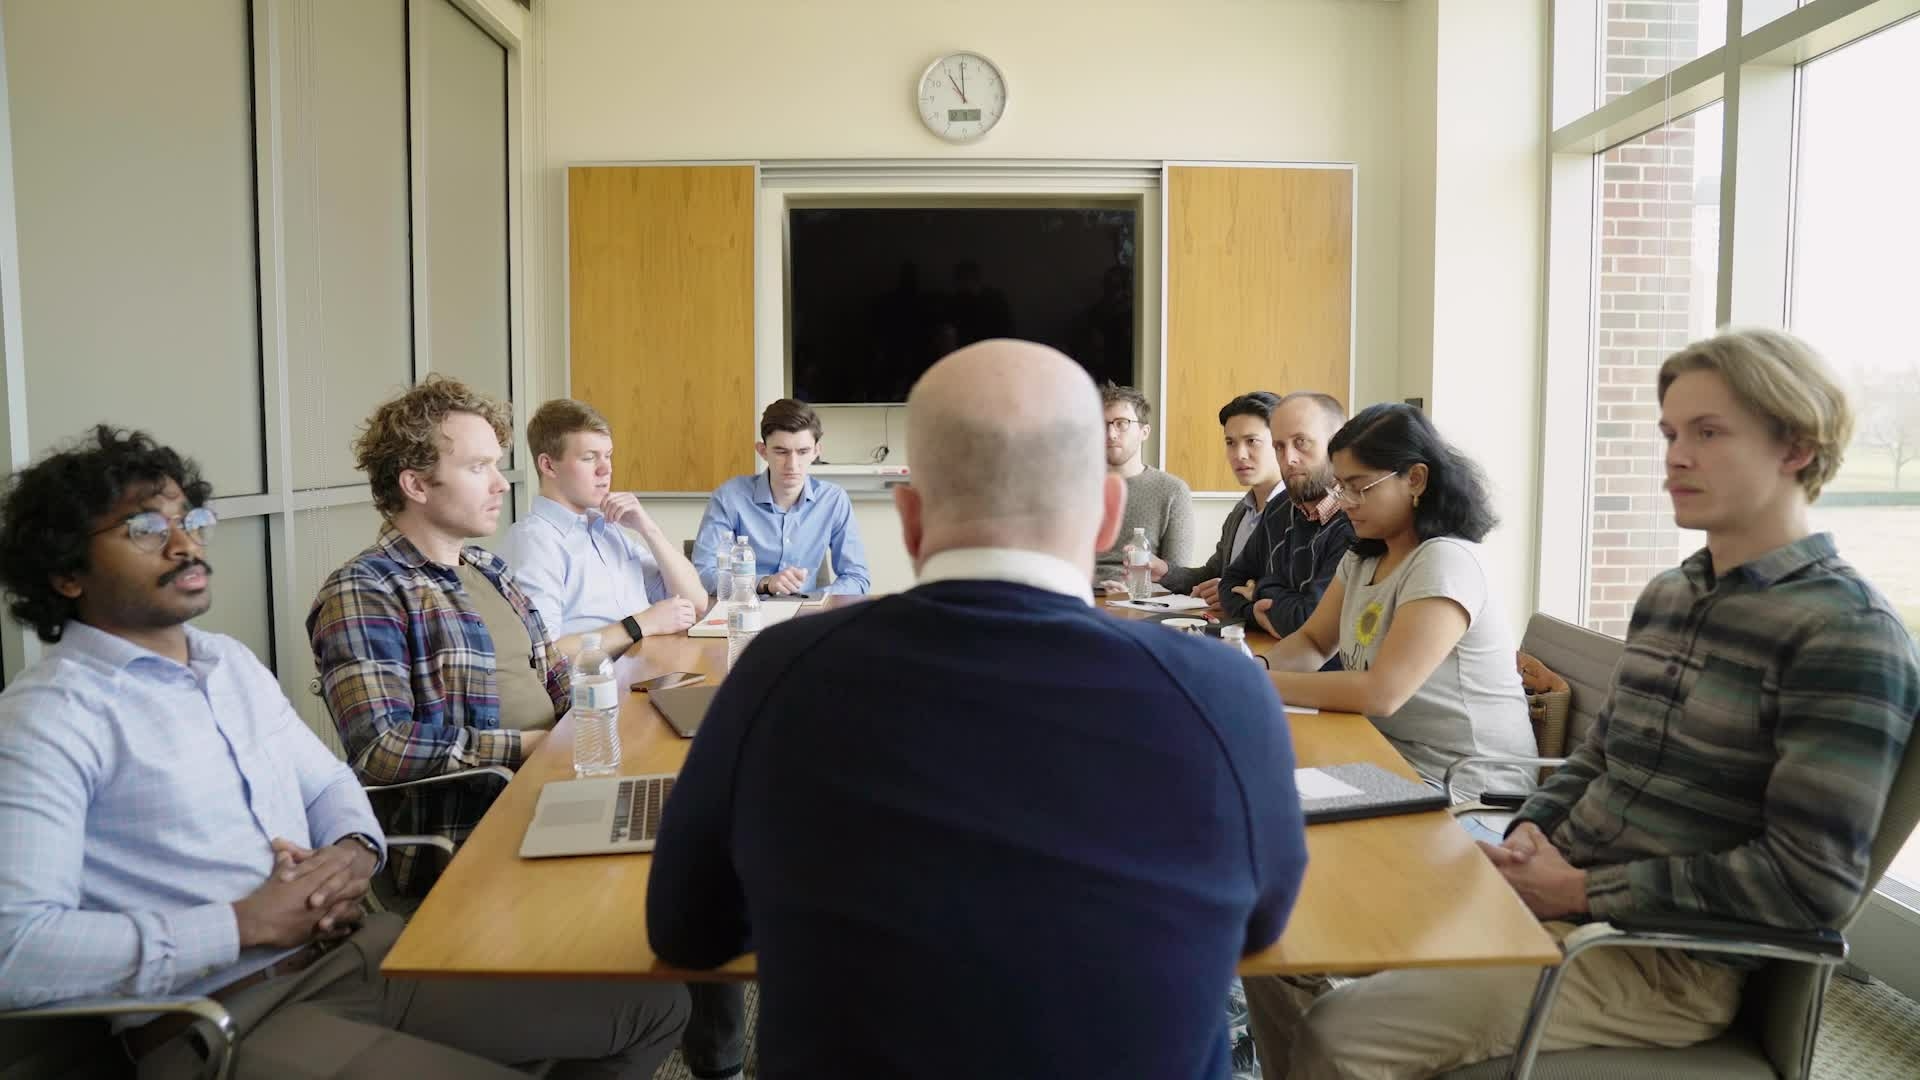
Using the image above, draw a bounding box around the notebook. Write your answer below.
[1296,763,1449,824]
[688,601,804,638]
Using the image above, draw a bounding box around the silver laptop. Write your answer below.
[519,774,676,859]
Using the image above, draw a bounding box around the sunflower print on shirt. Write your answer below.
[1354,600,1386,648]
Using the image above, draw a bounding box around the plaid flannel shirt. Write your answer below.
[1512,534,1919,960]
[308,524,570,890]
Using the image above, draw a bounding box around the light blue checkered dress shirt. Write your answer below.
[503,495,669,637]
[0,621,383,1009]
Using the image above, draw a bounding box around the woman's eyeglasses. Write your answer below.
[1326,472,1398,508]
[92,506,219,551]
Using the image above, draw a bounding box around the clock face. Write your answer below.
[917,52,1007,142]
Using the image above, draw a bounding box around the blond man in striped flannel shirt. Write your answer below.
[1248,328,1920,1079]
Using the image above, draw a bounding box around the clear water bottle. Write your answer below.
[726,576,762,671]
[731,536,757,598]
[570,632,621,777]
[713,530,736,606]
[1124,526,1153,601]
[1220,624,1259,663]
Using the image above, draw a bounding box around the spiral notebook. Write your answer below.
[1296,763,1448,824]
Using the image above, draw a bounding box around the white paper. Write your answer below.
[1294,767,1364,801]
[689,601,803,637]
[1109,595,1211,613]
[1284,704,1320,715]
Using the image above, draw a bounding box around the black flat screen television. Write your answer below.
[787,206,1137,404]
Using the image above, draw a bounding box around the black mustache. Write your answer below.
[158,560,213,587]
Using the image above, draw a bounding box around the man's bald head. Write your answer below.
[901,340,1115,563]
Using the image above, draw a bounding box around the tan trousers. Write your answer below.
[1243,921,1746,1080]
[139,914,690,1080]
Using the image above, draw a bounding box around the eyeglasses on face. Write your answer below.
[1105,418,1141,433]
[1327,471,1398,507]
[92,506,218,551]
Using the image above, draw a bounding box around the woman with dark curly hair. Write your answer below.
[1251,403,1536,800]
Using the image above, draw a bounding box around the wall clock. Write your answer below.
[917,52,1007,142]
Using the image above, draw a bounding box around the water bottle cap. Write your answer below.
[1221,624,1244,639]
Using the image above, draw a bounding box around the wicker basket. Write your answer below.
[1526,689,1570,782]
[1518,650,1571,783]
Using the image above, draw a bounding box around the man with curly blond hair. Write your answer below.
[308,377,564,896]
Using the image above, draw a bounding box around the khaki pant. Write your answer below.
[1243,921,1746,1080]
[140,914,689,1080]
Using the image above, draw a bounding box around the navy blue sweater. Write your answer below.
[648,580,1308,1080]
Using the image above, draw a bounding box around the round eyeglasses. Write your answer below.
[92,506,218,551]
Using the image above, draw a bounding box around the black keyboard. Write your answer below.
[610,776,675,844]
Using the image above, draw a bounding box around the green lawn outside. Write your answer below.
[1830,445,1920,493]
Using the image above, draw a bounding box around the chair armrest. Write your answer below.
[362,765,513,796]
[384,834,457,857]
[1600,912,1848,961]
[0,995,236,1079]
[0,994,232,1027]
[1441,755,1568,804]
[1505,918,1847,1079]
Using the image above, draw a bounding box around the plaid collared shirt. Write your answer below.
[1513,534,1919,952]
[308,524,570,889]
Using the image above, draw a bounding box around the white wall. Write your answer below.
[1400,0,1547,632]
[535,0,1409,591]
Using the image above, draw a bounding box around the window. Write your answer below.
[1547,0,1920,998]
[1582,102,1721,638]
[1788,14,1920,899]
[1598,1,1728,111]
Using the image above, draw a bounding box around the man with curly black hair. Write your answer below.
[0,426,688,1078]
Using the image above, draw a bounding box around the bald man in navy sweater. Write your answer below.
[648,339,1308,1080]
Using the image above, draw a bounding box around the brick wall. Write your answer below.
[1586,2,1706,637]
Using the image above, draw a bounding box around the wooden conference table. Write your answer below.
[383,596,1558,981]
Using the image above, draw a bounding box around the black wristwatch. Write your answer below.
[622,613,645,642]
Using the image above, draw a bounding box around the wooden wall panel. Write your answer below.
[569,165,755,492]
[1165,166,1353,491]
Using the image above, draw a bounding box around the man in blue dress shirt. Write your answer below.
[0,427,687,1079]
[691,398,871,597]
[650,341,1309,1079]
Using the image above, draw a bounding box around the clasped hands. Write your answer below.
[1476,821,1589,920]
[232,837,380,950]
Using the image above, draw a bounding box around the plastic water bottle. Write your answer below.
[1220,624,1259,663]
[1124,527,1153,601]
[570,632,621,777]
[731,536,757,598]
[726,576,762,671]
[714,530,736,605]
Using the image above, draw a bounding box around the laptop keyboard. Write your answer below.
[610,776,675,844]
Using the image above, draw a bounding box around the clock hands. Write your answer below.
[945,66,968,105]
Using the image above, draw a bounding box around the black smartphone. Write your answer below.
[1478,790,1531,810]
[631,671,705,693]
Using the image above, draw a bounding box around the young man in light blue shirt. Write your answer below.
[0,426,688,1078]
[504,398,706,658]
[502,400,745,1078]
[692,398,872,597]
